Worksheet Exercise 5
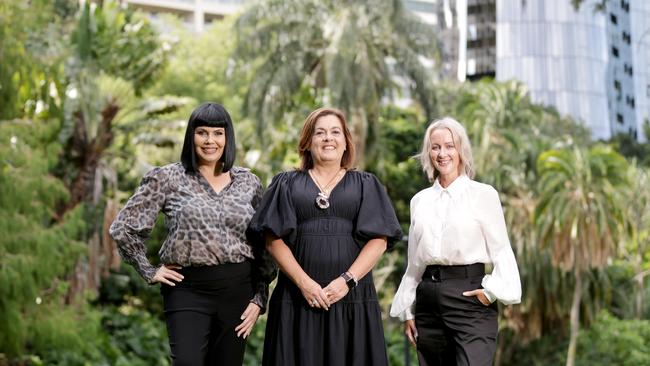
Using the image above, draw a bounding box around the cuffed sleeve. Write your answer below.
[479,187,522,305]
[248,175,278,313]
[390,195,426,320]
[250,245,277,313]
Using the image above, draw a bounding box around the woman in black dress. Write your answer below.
[248,107,401,366]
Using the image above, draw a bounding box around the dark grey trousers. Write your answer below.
[414,264,498,366]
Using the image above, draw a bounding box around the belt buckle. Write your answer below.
[431,267,441,282]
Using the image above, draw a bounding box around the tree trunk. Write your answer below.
[566,269,582,366]
[635,220,645,318]
[636,243,644,318]
[103,199,122,276]
[63,101,119,302]
[62,102,118,213]
[348,107,368,169]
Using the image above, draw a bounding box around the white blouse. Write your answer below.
[390,175,522,320]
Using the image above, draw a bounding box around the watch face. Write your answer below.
[345,278,355,289]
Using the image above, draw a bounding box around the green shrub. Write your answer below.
[506,311,650,365]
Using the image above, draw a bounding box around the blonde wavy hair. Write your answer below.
[418,117,475,182]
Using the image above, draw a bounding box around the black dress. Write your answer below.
[247,170,402,366]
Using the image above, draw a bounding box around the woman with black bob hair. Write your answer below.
[180,102,237,173]
[110,102,276,366]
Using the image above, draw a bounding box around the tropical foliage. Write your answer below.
[535,146,628,366]
[1,0,649,365]
[234,0,439,167]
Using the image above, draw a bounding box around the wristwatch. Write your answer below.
[340,271,358,289]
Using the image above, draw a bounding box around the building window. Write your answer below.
[614,80,621,90]
[622,31,631,44]
[624,64,633,76]
[610,13,617,24]
[621,0,630,12]
[467,58,476,75]
[612,46,619,57]
[626,96,635,108]
[617,113,624,124]
[468,24,477,40]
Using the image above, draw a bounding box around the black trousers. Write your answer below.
[161,262,254,366]
[414,264,498,366]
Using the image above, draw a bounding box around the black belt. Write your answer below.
[422,263,485,282]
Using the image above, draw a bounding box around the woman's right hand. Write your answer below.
[405,319,418,347]
[299,276,331,310]
[152,264,184,286]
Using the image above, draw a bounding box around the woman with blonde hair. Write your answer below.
[390,117,521,366]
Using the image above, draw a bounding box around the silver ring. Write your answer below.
[311,299,317,306]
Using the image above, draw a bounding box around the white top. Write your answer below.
[390,175,522,320]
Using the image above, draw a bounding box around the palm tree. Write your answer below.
[448,80,591,193]
[233,0,439,167]
[534,145,629,366]
[55,1,175,299]
[622,163,650,318]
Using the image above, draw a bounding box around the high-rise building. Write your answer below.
[629,1,650,142]
[496,0,649,141]
[606,0,650,140]
[404,0,496,82]
[465,0,495,81]
[410,0,649,141]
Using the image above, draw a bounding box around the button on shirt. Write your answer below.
[390,175,522,320]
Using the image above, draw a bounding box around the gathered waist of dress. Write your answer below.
[297,217,353,235]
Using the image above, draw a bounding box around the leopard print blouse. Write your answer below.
[109,162,276,309]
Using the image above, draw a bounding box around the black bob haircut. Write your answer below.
[180,102,236,173]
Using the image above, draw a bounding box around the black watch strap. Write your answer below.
[340,272,357,289]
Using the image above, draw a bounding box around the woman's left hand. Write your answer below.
[462,289,491,306]
[323,277,349,305]
[235,302,261,339]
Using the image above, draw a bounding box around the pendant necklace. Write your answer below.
[308,168,344,210]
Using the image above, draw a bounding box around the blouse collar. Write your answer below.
[432,174,470,199]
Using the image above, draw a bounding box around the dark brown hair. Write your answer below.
[298,107,356,171]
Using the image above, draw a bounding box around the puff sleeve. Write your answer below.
[246,171,298,248]
[353,172,402,249]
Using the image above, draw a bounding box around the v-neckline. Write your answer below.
[306,169,347,198]
[197,170,233,196]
